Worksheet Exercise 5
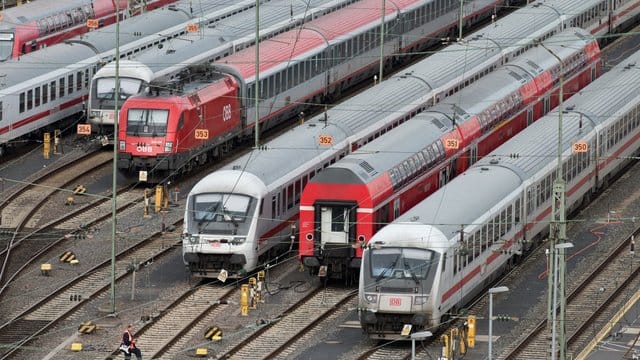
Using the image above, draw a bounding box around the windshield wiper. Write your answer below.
[376,254,400,282]
[403,259,420,285]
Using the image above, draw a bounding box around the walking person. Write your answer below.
[120,324,142,359]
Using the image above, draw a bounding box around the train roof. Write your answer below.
[0,0,111,27]
[0,0,252,89]
[476,48,640,179]
[297,0,602,148]
[218,0,425,79]
[0,4,193,86]
[396,39,640,242]
[394,165,522,242]
[114,0,348,81]
[311,28,593,185]
[369,222,450,252]
[218,117,356,191]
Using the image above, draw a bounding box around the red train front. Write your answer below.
[117,71,241,180]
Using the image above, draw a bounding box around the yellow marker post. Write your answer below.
[155,185,163,213]
[196,348,208,357]
[40,263,51,276]
[467,315,476,348]
[43,133,50,159]
[240,284,249,316]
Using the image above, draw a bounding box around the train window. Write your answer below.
[50,81,56,101]
[500,209,506,236]
[35,87,40,107]
[19,93,25,113]
[42,85,48,105]
[277,191,282,216]
[84,69,90,88]
[68,74,74,94]
[65,11,72,28]
[0,101,2,121]
[294,179,301,205]
[486,220,494,249]
[27,89,33,110]
[77,71,82,91]
[271,195,276,218]
[287,185,294,210]
[59,77,65,98]
[481,224,488,251]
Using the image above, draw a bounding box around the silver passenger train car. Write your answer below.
[0,0,271,156]
[180,0,640,279]
[358,45,640,340]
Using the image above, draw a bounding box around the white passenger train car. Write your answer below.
[358,46,640,339]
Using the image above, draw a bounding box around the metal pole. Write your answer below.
[411,337,416,360]
[559,245,567,360]
[378,0,385,81]
[551,248,559,360]
[254,0,260,148]
[540,43,566,347]
[110,0,121,315]
[489,292,494,360]
[459,0,463,41]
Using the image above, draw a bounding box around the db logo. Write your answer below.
[389,297,402,306]
[136,145,153,153]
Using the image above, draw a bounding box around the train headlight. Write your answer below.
[181,233,199,244]
[119,140,126,151]
[164,141,173,153]
[414,296,428,305]
[90,110,100,118]
[231,236,246,245]
[364,294,377,303]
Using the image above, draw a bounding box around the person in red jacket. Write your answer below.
[120,324,142,359]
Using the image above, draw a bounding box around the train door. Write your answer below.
[543,96,550,115]
[316,201,356,247]
[438,167,449,188]
[526,108,533,127]
[467,145,478,167]
[393,198,400,219]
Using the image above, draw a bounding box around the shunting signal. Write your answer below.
[204,325,222,341]
[73,185,86,195]
[78,321,96,334]
[59,251,76,262]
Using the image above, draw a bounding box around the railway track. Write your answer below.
[501,227,640,359]
[0,218,182,359]
[0,151,114,293]
[220,287,354,360]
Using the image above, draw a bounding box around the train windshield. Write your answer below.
[369,248,437,281]
[190,193,255,235]
[0,32,14,61]
[126,108,169,137]
[96,77,143,101]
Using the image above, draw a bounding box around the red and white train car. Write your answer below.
[0,0,178,61]
[118,0,506,178]
[299,28,600,281]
